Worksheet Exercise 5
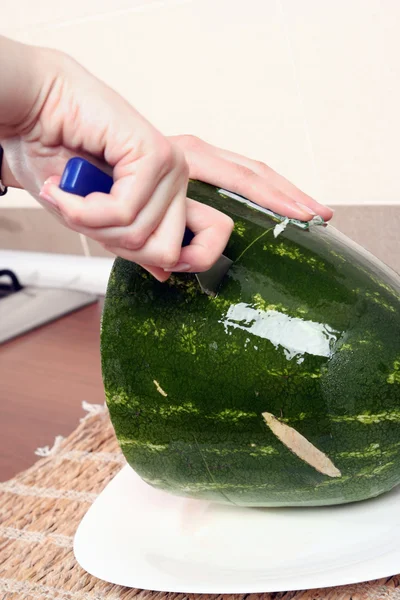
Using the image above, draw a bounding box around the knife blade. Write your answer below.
[59,157,232,296]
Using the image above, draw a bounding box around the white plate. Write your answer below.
[74,465,400,593]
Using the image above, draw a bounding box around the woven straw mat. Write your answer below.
[1,403,400,600]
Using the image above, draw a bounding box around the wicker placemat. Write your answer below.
[1,404,400,600]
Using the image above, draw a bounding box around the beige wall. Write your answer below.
[1,0,400,261]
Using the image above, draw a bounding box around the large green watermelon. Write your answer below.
[101,181,400,507]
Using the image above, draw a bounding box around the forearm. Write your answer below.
[0,36,57,189]
[0,37,32,188]
[0,36,42,138]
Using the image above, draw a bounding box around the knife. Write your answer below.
[59,157,233,296]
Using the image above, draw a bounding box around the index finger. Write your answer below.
[176,199,234,273]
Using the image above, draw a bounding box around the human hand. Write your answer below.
[1,39,201,281]
[1,37,332,283]
[109,137,333,278]
[169,135,333,223]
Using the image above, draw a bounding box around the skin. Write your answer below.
[0,35,333,281]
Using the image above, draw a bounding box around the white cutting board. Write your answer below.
[0,287,97,344]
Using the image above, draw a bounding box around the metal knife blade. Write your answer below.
[194,254,233,297]
[60,157,232,296]
[179,226,232,297]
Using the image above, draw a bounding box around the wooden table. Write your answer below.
[0,302,104,481]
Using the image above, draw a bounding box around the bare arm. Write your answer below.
[0,36,56,188]
[0,36,54,139]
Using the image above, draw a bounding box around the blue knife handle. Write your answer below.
[60,157,194,247]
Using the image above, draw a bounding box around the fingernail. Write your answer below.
[295,202,316,216]
[167,263,191,272]
[44,176,60,185]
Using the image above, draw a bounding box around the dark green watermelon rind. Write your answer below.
[101,181,400,507]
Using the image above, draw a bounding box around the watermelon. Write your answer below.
[101,181,400,507]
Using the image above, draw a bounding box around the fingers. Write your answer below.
[209,144,334,221]
[39,154,164,229]
[139,265,171,282]
[171,199,234,273]
[104,198,233,276]
[103,191,186,269]
[74,163,187,251]
[187,150,313,221]
[170,134,334,222]
[40,127,331,284]
[103,253,171,283]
